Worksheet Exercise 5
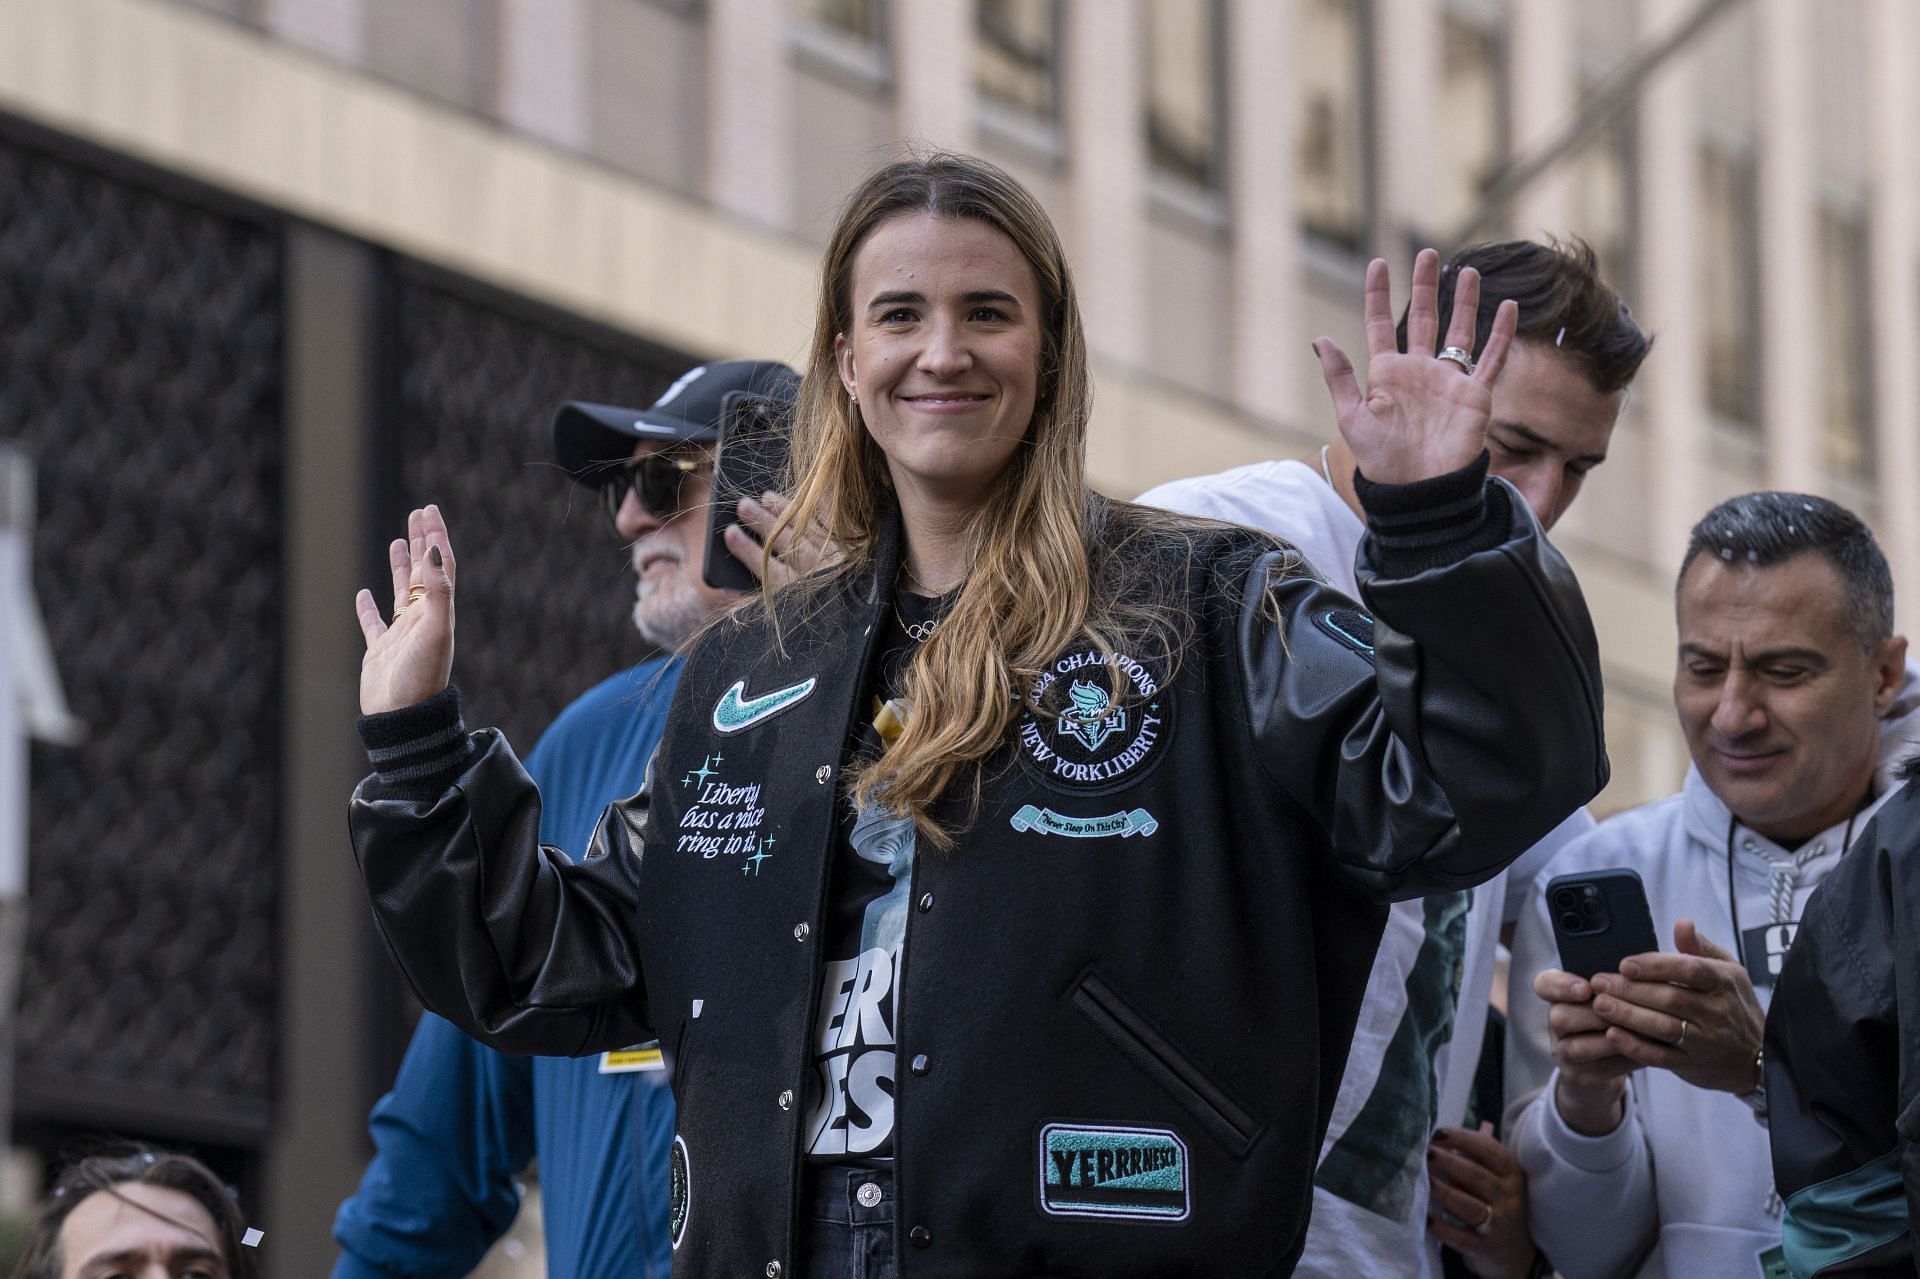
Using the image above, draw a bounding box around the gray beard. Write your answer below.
[633,583,707,652]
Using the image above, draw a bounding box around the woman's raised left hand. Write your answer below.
[1313,249,1518,486]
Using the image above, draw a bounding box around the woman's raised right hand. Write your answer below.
[355,504,457,716]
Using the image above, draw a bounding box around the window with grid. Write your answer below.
[1297,0,1367,248]
[794,0,884,46]
[1817,208,1873,477]
[1697,146,1759,426]
[1434,12,1506,237]
[1570,106,1637,301]
[1144,0,1223,191]
[977,0,1058,121]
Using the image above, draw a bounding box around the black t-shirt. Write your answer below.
[800,586,948,1166]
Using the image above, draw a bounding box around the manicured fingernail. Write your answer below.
[430,546,442,567]
[1309,341,1320,358]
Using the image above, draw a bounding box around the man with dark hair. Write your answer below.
[12,1143,256,1279]
[1765,752,1918,1277]
[1507,492,1919,1278]
[1142,238,1652,1278]
[332,360,800,1279]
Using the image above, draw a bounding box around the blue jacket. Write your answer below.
[334,658,683,1279]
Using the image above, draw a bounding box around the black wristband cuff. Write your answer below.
[1355,451,1510,576]
[357,686,473,791]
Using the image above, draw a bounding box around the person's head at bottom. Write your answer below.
[12,1144,254,1279]
[554,359,800,649]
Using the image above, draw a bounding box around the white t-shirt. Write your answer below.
[1139,459,1589,1278]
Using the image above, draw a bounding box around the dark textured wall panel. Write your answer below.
[0,133,283,1142]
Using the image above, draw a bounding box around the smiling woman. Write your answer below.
[346,151,1609,1278]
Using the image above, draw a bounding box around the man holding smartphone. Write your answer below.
[1506,492,1920,1278]
[333,358,798,1279]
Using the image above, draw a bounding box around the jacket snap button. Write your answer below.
[909,1225,932,1249]
[910,1053,930,1075]
[917,892,934,913]
[794,922,810,942]
[777,1089,793,1110]
[766,1263,781,1278]
[815,765,832,784]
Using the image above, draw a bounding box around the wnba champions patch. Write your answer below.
[1017,649,1169,795]
[669,1135,690,1249]
[1039,1123,1190,1222]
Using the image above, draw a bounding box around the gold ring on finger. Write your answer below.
[406,585,429,605]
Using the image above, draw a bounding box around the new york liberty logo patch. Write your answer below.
[1039,1123,1189,1222]
[669,1134,691,1249]
[1017,649,1170,795]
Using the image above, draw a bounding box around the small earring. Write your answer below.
[848,388,858,405]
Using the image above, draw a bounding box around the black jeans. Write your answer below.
[797,1166,898,1279]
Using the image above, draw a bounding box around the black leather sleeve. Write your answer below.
[1766,835,1897,1193]
[1238,474,1607,901]
[350,714,656,1058]
[1766,794,1917,1278]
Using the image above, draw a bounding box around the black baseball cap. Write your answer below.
[553,359,801,484]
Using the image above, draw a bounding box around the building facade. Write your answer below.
[1,0,1914,1271]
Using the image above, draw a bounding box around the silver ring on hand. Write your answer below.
[1436,346,1476,374]
[1474,1203,1494,1235]
[1674,1019,1688,1049]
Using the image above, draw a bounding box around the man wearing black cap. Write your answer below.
[333,359,800,1279]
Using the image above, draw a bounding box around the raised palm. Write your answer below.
[1313,249,1518,485]
[355,504,457,716]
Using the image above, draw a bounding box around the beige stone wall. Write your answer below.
[17,0,1903,814]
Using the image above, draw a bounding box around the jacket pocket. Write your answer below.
[1072,971,1261,1158]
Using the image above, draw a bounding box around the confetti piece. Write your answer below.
[242,1228,264,1248]
[1555,326,1567,347]
[692,999,704,1019]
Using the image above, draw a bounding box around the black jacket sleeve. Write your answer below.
[1239,466,1607,901]
[350,690,655,1057]
[1766,794,1917,1276]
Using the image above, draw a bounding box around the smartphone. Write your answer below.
[1546,867,1659,979]
[703,390,793,592]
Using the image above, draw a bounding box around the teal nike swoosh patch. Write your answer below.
[712,677,817,734]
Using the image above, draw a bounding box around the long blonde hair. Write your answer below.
[762,152,1171,847]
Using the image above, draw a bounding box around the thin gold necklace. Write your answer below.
[899,558,953,596]
[894,562,956,641]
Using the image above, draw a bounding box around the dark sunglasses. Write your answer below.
[598,451,707,527]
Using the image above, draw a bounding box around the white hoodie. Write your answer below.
[1505,664,1920,1279]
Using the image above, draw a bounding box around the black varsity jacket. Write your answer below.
[350,465,1606,1278]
